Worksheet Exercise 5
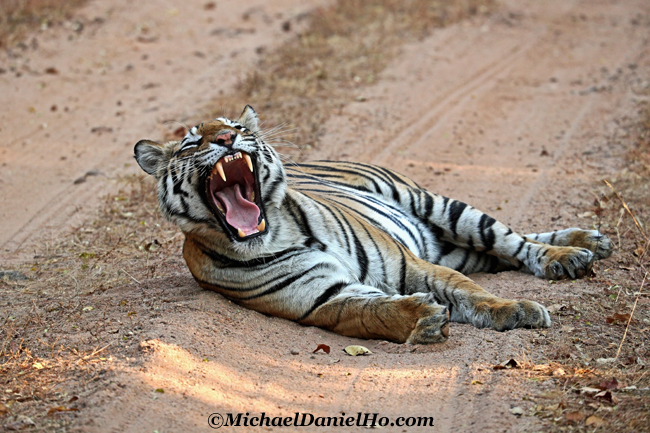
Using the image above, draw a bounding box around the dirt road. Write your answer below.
[0,0,318,259]
[1,0,648,432]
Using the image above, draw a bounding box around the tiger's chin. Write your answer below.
[204,151,268,242]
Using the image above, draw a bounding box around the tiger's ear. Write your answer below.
[134,139,165,177]
[238,105,260,133]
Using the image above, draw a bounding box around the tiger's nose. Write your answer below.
[214,131,236,147]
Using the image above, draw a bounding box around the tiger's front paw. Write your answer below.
[540,246,594,280]
[406,299,450,344]
[490,299,551,331]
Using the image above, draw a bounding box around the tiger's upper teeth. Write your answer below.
[216,161,226,182]
[243,153,254,172]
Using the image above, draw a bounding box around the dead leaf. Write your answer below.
[471,380,483,385]
[44,67,59,75]
[509,407,524,416]
[598,377,619,390]
[154,388,164,393]
[546,304,565,314]
[594,390,619,404]
[47,406,78,415]
[606,312,631,324]
[565,411,585,423]
[343,345,371,356]
[0,404,7,415]
[633,245,645,257]
[493,358,519,370]
[313,344,331,354]
[585,415,607,427]
[552,367,566,377]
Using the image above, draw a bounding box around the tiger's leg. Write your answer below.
[305,259,550,342]
[403,257,551,332]
[525,228,613,260]
[303,286,451,344]
[414,192,606,280]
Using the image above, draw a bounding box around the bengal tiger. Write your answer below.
[134,106,612,344]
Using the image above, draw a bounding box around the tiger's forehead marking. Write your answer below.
[182,118,250,147]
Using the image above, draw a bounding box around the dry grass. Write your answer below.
[199,0,494,156]
[512,94,650,432]
[0,177,182,430]
[0,0,87,48]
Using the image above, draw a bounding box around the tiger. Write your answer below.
[134,105,612,344]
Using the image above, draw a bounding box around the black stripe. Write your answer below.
[318,201,352,254]
[240,263,335,301]
[439,241,457,257]
[357,220,386,283]
[442,196,450,214]
[319,191,420,245]
[288,171,374,194]
[448,201,467,237]
[200,245,303,268]
[318,195,413,249]
[478,214,497,252]
[298,282,348,321]
[297,163,383,193]
[455,249,470,273]
[265,172,285,201]
[398,246,407,295]
[423,193,434,220]
[347,219,369,283]
[513,238,526,256]
[335,162,401,201]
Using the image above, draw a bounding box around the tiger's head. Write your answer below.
[134,106,287,253]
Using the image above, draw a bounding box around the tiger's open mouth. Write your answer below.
[205,151,267,240]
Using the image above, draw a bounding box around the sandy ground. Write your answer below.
[1,0,649,432]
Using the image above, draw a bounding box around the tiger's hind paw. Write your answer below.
[566,229,613,260]
[540,246,594,280]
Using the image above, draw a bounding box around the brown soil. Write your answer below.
[1,0,649,432]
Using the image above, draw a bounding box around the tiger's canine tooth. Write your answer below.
[256,219,265,232]
[243,153,254,172]
[237,228,246,238]
[216,161,226,182]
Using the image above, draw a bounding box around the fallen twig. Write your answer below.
[615,271,647,360]
[604,180,649,244]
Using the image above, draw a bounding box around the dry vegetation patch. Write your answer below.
[181,0,494,154]
[495,94,650,432]
[0,0,87,49]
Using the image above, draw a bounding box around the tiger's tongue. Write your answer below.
[214,184,260,233]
